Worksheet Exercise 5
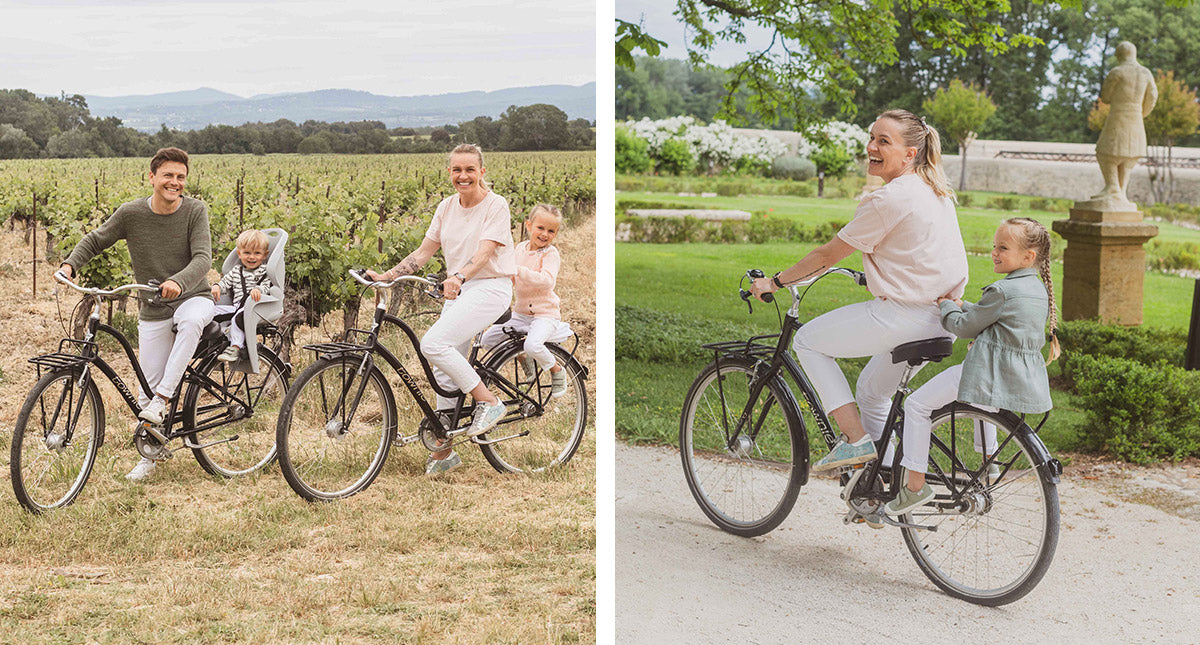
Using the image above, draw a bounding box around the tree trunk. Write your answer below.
[959,141,968,192]
[817,170,825,197]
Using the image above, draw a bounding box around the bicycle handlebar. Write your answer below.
[739,267,866,313]
[349,269,442,296]
[54,270,161,298]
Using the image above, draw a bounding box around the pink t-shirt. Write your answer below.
[514,240,562,319]
[424,191,517,279]
[837,173,968,305]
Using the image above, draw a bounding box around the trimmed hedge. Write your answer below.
[1057,319,1186,375]
[1068,354,1200,463]
[616,215,845,245]
[615,304,752,364]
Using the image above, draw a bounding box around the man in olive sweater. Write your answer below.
[59,147,214,481]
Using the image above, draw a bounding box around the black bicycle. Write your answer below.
[679,267,1061,606]
[11,271,290,513]
[274,270,589,502]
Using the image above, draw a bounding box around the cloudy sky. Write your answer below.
[2,0,596,98]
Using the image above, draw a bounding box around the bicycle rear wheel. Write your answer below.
[275,355,395,501]
[900,405,1059,605]
[478,343,588,473]
[680,357,805,537]
[185,347,289,478]
[11,369,104,513]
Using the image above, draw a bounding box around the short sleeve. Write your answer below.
[837,190,903,253]
[479,196,513,247]
[424,199,447,244]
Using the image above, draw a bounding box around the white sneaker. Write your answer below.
[218,346,241,362]
[467,400,507,437]
[550,369,567,399]
[138,397,169,425]
[126,458,157,481]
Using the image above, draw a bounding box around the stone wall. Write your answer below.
[941,155,1200,205]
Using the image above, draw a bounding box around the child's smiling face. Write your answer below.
[525,213,560,250]
[991,225,1037,274]
[238,244,267,270]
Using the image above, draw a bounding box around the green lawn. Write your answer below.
[617,190,1200,249]
[615,237,1195,461]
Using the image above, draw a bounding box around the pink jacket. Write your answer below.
[513,240,561,319]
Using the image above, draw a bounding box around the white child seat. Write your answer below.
[216,228,287,373]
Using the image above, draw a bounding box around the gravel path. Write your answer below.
[616,443,1200,643]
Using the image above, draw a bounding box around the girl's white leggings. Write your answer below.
[792,297,948,442]
[480,313,572,369]
[137,295,215,405]
[899,363,998,473]
[421,277,512,410]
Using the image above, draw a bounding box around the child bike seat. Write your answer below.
[214,228,288,374]
[891,337,953,366]
[493,308,512,326]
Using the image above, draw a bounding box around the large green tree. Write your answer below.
[923,80,997,190]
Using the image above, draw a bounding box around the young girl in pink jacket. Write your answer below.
[482,204,572,397]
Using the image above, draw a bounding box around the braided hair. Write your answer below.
[1003,217,1061,364]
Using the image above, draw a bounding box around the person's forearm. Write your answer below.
[776,238,852,286]
[456,241,500,280]
[387,238,438,278]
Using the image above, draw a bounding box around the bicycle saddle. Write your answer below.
[891,337,953,366]
[493,308,512,325]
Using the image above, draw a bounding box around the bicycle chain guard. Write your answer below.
[134,423,173,461]
[841,467,885,529]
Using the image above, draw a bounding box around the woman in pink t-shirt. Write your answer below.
[750,109,969,472]
[367,143,517,475]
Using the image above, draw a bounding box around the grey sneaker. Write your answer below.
[986,461,1002,482]
[218,345,241,362]
[467,400,507,437]
[126,457,157,481]
[138,397,169,425]
[425,451,461,476]
[520,355,537,383]
[884,483,935,516]
[550,369,567,399]
[811,436,877,472]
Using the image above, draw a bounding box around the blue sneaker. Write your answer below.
[425,451,461,476]
[884,483,935,516]
[467,400,507,437]
[812,436,877,472]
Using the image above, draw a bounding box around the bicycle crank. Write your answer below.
[134,423,173,461]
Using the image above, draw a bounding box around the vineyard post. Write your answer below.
[94,177,100,208]
[378,180,386,253]
[31,190,37,295]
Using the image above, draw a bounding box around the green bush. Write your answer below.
[1057,320,1186,385]
[655,138,694,176]
[771,156,817,181]
[615,126,652,174]
[958,193,973,207]
[1148,239,1200,273]
[1067,354,1200,463]
[986,195,1020,210]
[617,214,845,245]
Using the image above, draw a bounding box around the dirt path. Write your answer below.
[616,443,1200,643]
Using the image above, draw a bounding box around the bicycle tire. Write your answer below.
[184,346,289,478]
[11,368,105,513]
[899,405,1059,606]
[680,356,806,537]
[478,342,588,474]
[275,355,395,501]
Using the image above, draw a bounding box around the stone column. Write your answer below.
[1052,204,1157,324]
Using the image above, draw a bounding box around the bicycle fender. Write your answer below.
[935,404,1061,484]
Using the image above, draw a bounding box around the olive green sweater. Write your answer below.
[64,196,213,321]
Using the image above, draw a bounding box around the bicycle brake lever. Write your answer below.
[739,289,754,314]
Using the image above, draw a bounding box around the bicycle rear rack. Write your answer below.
[303,341,373,359]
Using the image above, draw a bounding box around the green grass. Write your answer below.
[615,238,1195,459]
[616,190,1200,249]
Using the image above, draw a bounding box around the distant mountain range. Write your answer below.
[82,84,596,132]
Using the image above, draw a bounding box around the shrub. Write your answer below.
[958,192,973,207]
[1057,320,1187,390]
[810,143,856,180]
[616,304,749,363]
[615,126,653,174]
[616,214,845,245]
[1148,240,1200,273]
[986,195,1019,210]
[1068,354,1200,463]
[655,138,694,175]
[771,156,817,181]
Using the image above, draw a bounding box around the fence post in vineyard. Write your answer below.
[95,177,100,208]
[237,176,245,228]
[31,191,37,295]
[377,180,386,254]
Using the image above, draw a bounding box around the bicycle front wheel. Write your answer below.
[11,369,104,513]
[478,343,588,473]
[900,405,1059,606]
[185,347,289,478]
[276,355,395,501]
[680,357,805,537]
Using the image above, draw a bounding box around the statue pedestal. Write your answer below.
[1052,207,1157,325]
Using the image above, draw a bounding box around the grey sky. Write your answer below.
[2,0,595,97]
[616,0,775,68]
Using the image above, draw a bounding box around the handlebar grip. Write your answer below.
[761,291,774,303]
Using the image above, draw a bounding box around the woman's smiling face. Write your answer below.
[866,117,918,182]
[448,152,485,195]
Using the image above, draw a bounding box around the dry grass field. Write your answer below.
[0,215,596,643]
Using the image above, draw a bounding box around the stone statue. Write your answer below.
[1087,41,1157,210]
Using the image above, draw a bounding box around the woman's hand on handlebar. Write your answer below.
[749,276,777,302]
[364,268,392,282]
[442,274,463,300]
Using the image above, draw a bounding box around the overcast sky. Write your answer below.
[1,0,596,98]
[616,0,775,68]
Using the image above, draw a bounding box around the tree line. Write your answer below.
[0,89,594,159]
[617,0,1200,147]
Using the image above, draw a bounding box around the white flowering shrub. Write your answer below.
[619,117,867,176]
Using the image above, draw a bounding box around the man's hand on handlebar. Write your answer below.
[160,279,182,299]
[58,264,74,282]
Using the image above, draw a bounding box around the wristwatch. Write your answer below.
[772,272,785,289]
[453,271,466,283]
